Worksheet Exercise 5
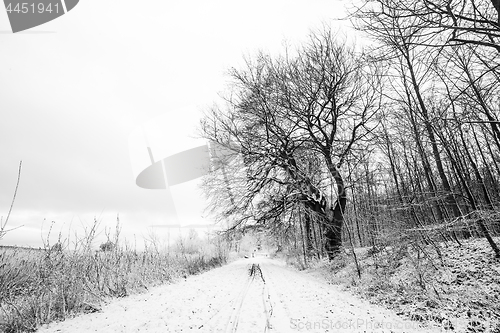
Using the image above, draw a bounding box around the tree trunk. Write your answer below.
[285,153,344,260]
[472,125,500,200]
[324,158,347,259]
[303,210,314,254]
[404,52,462,218]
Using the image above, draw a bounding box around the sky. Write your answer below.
[0,0,351,249]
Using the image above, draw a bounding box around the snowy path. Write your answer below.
[37,257,439,333]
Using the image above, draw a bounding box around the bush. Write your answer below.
[99,240,115,252]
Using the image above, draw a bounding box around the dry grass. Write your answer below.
[0,223,228,333]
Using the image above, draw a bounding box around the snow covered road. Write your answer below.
[37,257,439,333]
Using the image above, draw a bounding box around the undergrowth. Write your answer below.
[313,237,500,333]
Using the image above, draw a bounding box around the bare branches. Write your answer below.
[348,0,500,257]
[352,0,500,53]
[0,161,23,240]
[200,28,383,259]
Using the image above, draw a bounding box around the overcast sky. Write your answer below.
[0,0,350,249]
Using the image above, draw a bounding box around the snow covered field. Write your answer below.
[37,256,440,333]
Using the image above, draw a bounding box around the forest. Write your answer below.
[200,0,500,261]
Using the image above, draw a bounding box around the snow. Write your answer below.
[316,237,500,332]
[37,256,440,333]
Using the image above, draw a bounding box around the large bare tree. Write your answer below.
[201,29,381,259]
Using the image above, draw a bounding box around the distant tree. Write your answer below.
[99,240,115,252]
[50,242,63,252]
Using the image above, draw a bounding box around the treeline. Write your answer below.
[201,0,500,260]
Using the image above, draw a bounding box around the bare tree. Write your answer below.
[201,29,381,259]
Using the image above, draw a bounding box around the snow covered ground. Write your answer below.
[37,256,441,333]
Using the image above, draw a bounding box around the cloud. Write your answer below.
[0,0,345,247]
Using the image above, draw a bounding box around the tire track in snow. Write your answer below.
[227,264,263,332]
[197,262,270,332]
